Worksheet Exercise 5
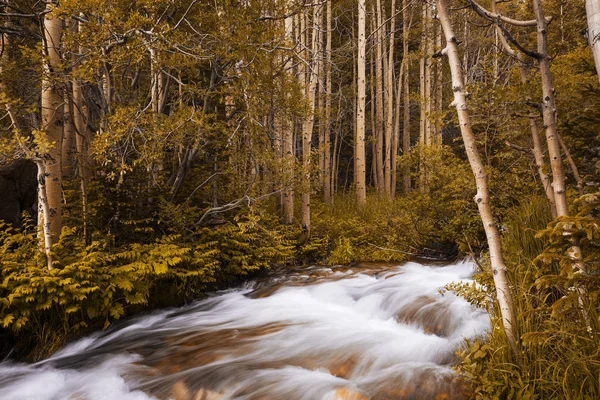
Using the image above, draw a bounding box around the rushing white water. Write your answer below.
[0,260,489,400]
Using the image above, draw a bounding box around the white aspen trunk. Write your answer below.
[437,0,517,354]
[424,3,433,146]
[318,35,325,189]
[374,2,385,196]
[282,9,295,224]
[586,0,600,84]
[403,0,412,193]
[36,161,54,271]
[386,0,397,198]
[301,5,321,230]
[42,1,64,245]
[393,60,405,198]
[418,2,427,190]
[356,0,367,205]
[435,21,443,145]
[532,0,569,217]
[324,0,332,203]
[370,49,378,188]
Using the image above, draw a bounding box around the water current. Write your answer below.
[0,260,489,400]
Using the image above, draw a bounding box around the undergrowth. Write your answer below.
[453,194,600,399]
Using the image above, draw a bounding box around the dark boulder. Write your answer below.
[0,159,37,226]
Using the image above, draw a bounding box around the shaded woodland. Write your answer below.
[1,0,600,397]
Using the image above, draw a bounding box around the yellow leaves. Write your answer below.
[65,306,79,314]
[2,314,15,328]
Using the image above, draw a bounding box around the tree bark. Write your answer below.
[586,0,600,84]
[386,0,397,198]
[437,0,517,354]
[356,0,367,205]
[41,1,64,244]
[282,9,295,224]
[532,0,569,217]
[402,0,412,193]
[300,5,321,230]
[373,2,385,196]
[323,0,332,203]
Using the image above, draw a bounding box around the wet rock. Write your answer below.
[172,380,190,400]
[334,388,368,400]
[194,388,224,400]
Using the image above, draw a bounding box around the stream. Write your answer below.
[0,260,488,400]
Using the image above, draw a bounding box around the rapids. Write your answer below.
[0,260,489,400]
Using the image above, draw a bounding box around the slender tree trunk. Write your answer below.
[373,3,385,196]
[586,0,600,84]
[532,0,569,217]
[73,75,90,242]
[491,0,557,217]
[282,11,295,224]
[424,3,433,146]
[385,0,397,198]
[403,0,412,193]
[62,85,77,179]
[558,133,584,196]
[36,161,54,270]
[370,49,377,188]
[356,0,367,205]
[300,5,321,231]
[42,1,64,245]
[437,0,517,354]
[435,22,443,145]
[418,1,428,190]
[323,0,332,203]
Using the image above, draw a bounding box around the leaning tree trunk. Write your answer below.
[41,0,64,247]
[437,0,517,354]
[356,0,367,205]
[586,0,600,84]
[491,0,557,218]
[532,0,569,217]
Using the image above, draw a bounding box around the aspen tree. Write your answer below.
[73,16,90,242]
[466,0,567,215]
[385,0,397,198]
[323,0,332,203]
[1,14,54,270]
[300,4,321,231]
[282,8,295,224]
[490,0,557,218]
[356,0,367,205]
[436,0,517,354]
[402,0,412,193]
[373,1,385,195]
[532,0,568,217]
[41,0,64,245]
[434,21,443,145]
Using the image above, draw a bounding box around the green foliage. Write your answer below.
[0,208,295,360]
